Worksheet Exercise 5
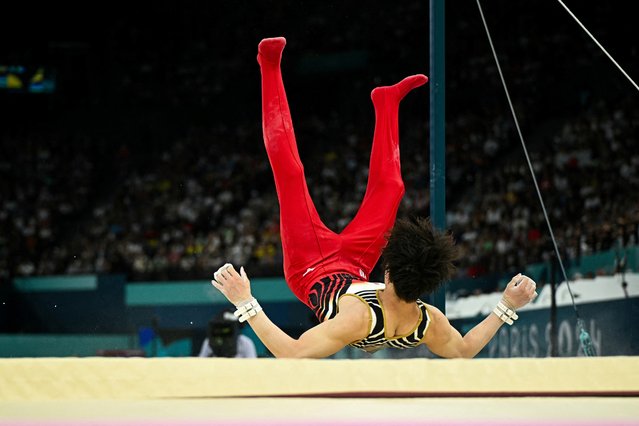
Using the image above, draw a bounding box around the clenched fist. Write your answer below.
[502,273,538,310]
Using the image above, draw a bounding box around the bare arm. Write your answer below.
[422,273,537,358]
[211,264,369,358]
[422,304,505,358]
[242,298,367,358]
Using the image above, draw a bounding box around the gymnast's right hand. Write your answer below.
[211,263,253,306]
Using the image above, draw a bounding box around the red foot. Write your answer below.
[257,37,287,65]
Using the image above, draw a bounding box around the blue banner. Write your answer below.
[453,298,639,357]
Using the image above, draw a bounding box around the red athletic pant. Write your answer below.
[257,37,427,306]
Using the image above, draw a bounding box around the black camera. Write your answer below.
[207,310,239,357]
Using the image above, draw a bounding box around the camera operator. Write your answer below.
[198,309,257,358]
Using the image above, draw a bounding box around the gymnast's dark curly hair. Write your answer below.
[381,217,459,302]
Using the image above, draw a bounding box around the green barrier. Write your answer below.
[125,277,295,307]
[141,337,192,357]
[13,275,97,292]
[0,334,137,357]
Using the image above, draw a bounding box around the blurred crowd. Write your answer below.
[3,95,637,283]
[448,98,639,278]
[1,0,638,287]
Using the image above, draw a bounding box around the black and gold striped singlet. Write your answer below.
[308,273,431,353]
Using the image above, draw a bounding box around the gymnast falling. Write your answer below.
[211,37,538,358]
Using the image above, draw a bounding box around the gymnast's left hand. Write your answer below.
[211,263,253,306]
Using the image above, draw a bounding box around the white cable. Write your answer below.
[475,0,598,356]
[475,0,579,313]
[555,0,639,92]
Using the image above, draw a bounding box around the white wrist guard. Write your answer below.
[493,300,519,325]
[233,298,262,323]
